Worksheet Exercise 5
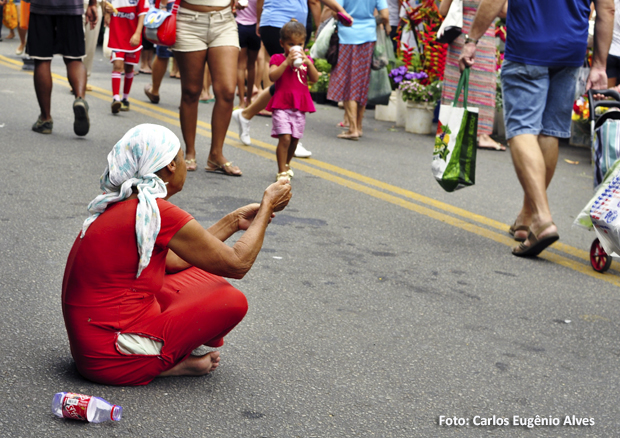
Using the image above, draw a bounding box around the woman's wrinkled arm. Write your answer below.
[166,182,291,279]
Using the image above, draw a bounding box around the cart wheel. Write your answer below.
[590,238,612,273]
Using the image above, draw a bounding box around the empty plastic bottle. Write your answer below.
[51,392,122,423]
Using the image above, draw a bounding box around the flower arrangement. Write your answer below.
[398,71,442,104]
[572,96,590,122]
[399,0,446,82]
[389,65,420,90]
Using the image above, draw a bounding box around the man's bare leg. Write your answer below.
[512,134,559,241]
[509,133,558,247]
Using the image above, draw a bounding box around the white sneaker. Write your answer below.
[294,142,312,158]
[232,108,251,145]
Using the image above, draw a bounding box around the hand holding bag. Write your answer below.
[144,2,179,47]
[436,0,462,44]
[432,68,478,192]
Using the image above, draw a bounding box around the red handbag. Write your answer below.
[144,2,178,47]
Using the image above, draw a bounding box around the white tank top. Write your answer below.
[183,0,230,6]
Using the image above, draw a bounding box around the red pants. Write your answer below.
[70,268,248,386]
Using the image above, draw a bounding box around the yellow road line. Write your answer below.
[2,55,616,284]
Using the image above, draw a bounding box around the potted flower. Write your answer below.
[388,65,412,126]
[398,71,442,134]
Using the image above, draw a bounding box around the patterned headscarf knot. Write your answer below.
[81,124,181,278]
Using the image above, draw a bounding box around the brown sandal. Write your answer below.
[512,222,559,257]
[508,221,530,242]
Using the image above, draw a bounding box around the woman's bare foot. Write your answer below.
[7,31,15,40]
[199,92,215,102]
[477,134,506,151]
[158,351,221,377]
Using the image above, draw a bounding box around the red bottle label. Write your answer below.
[62,393,91,421]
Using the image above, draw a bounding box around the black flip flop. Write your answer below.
[512,222,559,257]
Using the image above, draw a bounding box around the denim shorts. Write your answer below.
[501,60,579,139]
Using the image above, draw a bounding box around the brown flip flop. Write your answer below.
[512,222,559,257]
[508,221,530,242]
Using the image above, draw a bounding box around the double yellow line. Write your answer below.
[2,54,618,287]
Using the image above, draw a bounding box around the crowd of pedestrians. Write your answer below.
[1,0,615,260]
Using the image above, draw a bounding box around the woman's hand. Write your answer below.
[236,203,273,231]
[263,179,292,212]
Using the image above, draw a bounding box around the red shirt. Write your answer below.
[266,53,316,113]
[108,0,149,52]
[61,199,193,383]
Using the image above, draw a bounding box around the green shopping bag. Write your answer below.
[432,68,478,192]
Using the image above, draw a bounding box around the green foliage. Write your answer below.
[311,73,330,92]
[314,58,332,74]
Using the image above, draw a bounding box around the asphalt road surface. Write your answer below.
[0,36,619,438]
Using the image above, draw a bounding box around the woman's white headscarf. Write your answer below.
[81,124,181,278]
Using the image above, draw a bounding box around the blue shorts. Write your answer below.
[156,44,173,59]
[501,60,579,139]
[238,23,261,51]
[154,2,174,59]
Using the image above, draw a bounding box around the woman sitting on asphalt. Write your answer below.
[61,124,291,386]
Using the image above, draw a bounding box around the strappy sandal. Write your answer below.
[285,164,294,179]
[205,160,242,177]
[276,172,291,182]
[512,221,559,257]
[508,221,530,242]
[185,158,197,171]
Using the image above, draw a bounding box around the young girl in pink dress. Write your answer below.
[266,20,319,182]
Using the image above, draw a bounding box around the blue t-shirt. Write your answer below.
[260,0,308,29]
[337,0,388,45]
[505,0,590,67]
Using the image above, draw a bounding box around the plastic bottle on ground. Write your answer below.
[51,392,123,423]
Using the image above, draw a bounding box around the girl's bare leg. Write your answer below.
[276,134,292,173]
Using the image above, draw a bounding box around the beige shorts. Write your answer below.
[173,6,240,52]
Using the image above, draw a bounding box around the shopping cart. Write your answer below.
[581,89,620,272]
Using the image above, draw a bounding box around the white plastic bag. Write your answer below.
[574,159,620,230]
[103,26,112,58]
[590,172,620,256]
[310,17,335,60]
